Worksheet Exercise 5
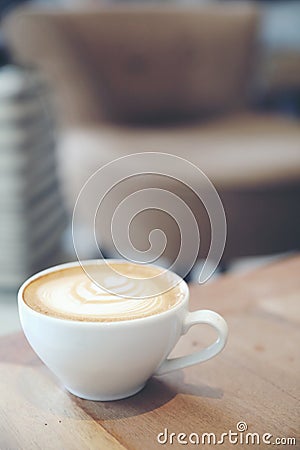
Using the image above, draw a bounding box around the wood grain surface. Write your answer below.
[0,256,299,449]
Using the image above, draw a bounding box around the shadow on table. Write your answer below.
[4,333,223,420]
[73,370,223,420]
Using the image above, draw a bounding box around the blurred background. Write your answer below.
[0,0,299,333]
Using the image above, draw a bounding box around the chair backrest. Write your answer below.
[5,4,258,124]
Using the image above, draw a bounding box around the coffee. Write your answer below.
[23,261,185,322]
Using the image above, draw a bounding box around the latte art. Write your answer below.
[23,262,185,322]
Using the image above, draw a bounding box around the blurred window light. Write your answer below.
[260,1,300,51]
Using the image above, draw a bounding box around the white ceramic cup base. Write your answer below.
[65,383,146,402]
[18,260,228,401]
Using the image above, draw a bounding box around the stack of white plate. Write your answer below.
[0,66,67,291]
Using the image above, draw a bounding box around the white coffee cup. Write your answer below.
[18,260,228,401]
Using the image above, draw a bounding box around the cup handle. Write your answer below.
[154,310,228,376]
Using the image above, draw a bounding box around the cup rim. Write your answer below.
[18,259,189,326]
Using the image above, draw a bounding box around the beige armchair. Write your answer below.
[5,4,300,275]
[5,4,257,125]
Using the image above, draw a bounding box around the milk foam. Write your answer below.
[24,263,184,321]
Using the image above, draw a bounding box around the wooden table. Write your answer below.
[1,256,299,449]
